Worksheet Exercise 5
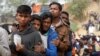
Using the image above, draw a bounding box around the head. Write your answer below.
[40,12,53,34]
[49,2,62,18]
[16,5,31,26]
[32,3,35,7]
[61,11,70,26]
[31,3,36,13]
[31,14,41,31]
[61,11,69,21]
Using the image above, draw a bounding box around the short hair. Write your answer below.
[49,2,62,11]
[17,5,32,14]
[61,11,70,26]
[40,12,53,23]
[31,14,41,23]
[31,3,35,7]
[62,11,69,18]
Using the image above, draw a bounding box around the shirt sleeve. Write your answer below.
[46,31,58,56]
[0,27,11,56]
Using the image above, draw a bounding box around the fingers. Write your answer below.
[16,43,24,52]
[52,39,60,46]
[37,42,42,45]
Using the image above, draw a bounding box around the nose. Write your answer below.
[34,24,38,28]
[21,17,26,21]
[44,22,48,26]
[34,24,39,30]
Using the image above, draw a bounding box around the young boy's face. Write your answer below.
[42,18,51,31]
[31,19,41,30]
[16,13,31,26]
[61,13,68,21]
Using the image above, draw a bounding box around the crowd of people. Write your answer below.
[0,2,72,56]
[72,33,100,56]
[0,1,99,56]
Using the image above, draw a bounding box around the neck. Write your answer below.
[52,17,60,26]
[18,24,28,31]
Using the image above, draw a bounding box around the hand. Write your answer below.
[52,38,60,46]
[16,43,25,52]
[34,43,45,53]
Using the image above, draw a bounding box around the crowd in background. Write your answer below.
[72,33,100,56]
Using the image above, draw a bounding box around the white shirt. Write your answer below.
[50,19,62,31]
[39,32,48,48]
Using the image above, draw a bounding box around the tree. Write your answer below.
[9,0,26,6]
[68,0,90,21]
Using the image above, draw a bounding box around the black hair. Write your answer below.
[62,11,69,18]
[49,2,62,11]
[40,12,53,23]
[31,3,35,7]
[40,12,53,34]
[61,11,70,25]
[31,14,41,24]
[17,5,32,14]
[92,36,97,41]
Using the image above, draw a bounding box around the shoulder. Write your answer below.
[48,28,58,39]
[0,27,8,34]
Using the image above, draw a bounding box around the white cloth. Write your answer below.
[39,32,48,48]
[88,25,95,34]
[50,19,62,31]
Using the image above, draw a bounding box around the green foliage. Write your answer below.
[39,0,48,4]
[70,21,78,32]
[68,0,89,19]
[9,0,26,6]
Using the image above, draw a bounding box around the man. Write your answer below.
[49,2,72,56]
[31,3,41,15]
[10,5,42,56]
[61,11,72,56]
[0,27,11,56]
[61,11,70,26]
[40,12,58,56]
[49,2,62,30]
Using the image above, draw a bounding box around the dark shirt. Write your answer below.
[10,24,42,56]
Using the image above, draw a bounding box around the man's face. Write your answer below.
[61,13,69,21]
[31,19,41,30]
[16,13,31,26]
[49,4,61,18]
[42,18,51,31]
